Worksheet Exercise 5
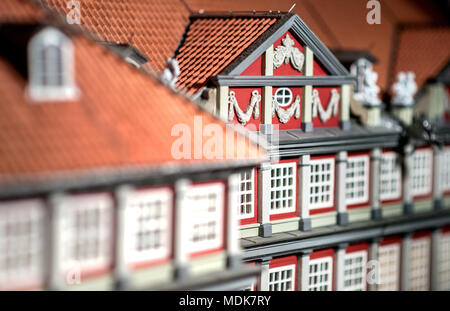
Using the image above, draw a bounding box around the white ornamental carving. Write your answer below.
[272,95,301,124]
[228,90,261,125]
[392,72,417,106]
[351,59,381,107]
[312,89,340,123]
[273,34,304,72]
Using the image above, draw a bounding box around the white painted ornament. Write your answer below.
[312,89,340,123]
[392,72,417,106]
[272,95,301,124]
[228,90,261,125]
[351,60,381,107]
[273,34,304,72]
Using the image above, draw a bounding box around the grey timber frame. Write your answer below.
[210,75,356,87]
[241,210,450,261]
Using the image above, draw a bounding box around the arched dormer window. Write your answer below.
[28,27,78,102]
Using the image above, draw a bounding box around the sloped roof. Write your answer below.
[393,26,450,90]
[184,0,447,92]
[0,0,265,192]
[175,14,279,95]
[41,0,190,72]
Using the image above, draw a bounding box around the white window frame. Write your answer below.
[309,158,335,210]
[185,183,224,254]
[308,257,333,291]
[343,250,367,291]
[270,162,297,215]
[345,155,370,205]
[124,188,172,265]
[28,27,78,102]
[439,233,450,290]
[378,243,400,291]
[411,148,433,196]
[409,237,431,291]
[238,169,255,220]
[60,193,113,274]
[440,147,450,192]
[268,264,296,291]
[274,87,293,107]
[0,200,45,289]
[380,152,402,201]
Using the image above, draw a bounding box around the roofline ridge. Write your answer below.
[189,11,292,19]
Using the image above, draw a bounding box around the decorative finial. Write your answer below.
[392,71,417,106]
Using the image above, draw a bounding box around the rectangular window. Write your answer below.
[309,158,335,210]
[0,200,45,289]
[411,149,433,196]
[268,264,296,291]
[124,188,172,265]
[308,257,333,291]
[60,193,113,274]
[440,147,450,192]
[409,237,431,291]
[380,152,402,201]
[346,155,369,205]
[270,162,296,215]
[186,183,224,254]
[439,233,450,290]
[343,251,367,291]
[238,169,255,220]
[378,243,400,291]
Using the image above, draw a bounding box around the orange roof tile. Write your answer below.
[0,1,265,187]
[393,26,450,91]
[184,0,447,92]
[175,15,278,94]
[0,0,47,22]
[42,0,190,72]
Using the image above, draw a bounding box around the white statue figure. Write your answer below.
[392,71,417,106]
[160,58,180,89]
[351,59,381,106]
[273,34,304,72]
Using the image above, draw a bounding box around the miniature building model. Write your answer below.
[0,0,450,291]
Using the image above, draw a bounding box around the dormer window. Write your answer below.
[28,27,78,102]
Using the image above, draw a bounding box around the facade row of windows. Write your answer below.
[0,182,226,290]
[249,229,450,291]
[237,147,450,222]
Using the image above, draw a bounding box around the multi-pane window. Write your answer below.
[411,149,433,196]
[238,169,255,220]
[380,152,402,201]
[409,237,431,291]
[309,158,335,210]
[270,162,296,215]
[343,251,367,291]
[125,188,172,264]
[186,183,224,254]
[28,27,77,101]
[274,88,293,107]
[269,264,295,291]
[439,233,450,290]
[346,155,369,205]
[60,193,113,273]
[440,147,450,192]
[308,257,333,291]
[378,243,400,291]
[0,200,45,289]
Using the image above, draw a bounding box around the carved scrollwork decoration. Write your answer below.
[272,95,301,124]
[228,90,261,125]
[312,89,340,123]
[273,34,304,72]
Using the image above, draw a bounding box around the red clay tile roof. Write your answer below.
[42,0,190,72]
[0,1,265,186]
[393,26,450,91]
[184,0,447,92]
[175,15,278,95]
[0,0,47,22]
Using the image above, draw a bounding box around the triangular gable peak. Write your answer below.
[219,14,349,78]
[210,14,355,133]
